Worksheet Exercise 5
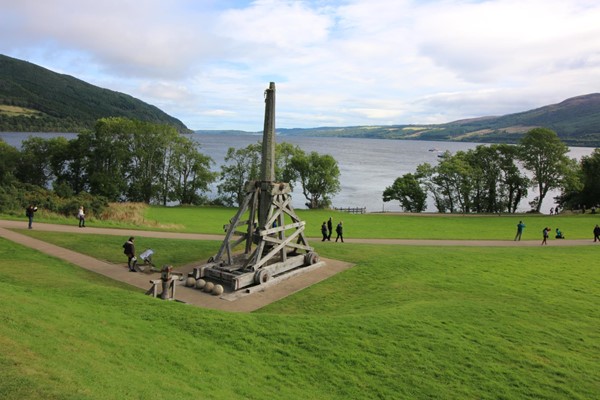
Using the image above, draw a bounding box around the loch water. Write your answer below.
[1,132,595,213]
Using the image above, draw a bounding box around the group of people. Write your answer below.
[25,204,86,229]
[321,217,344,242]
[516,221,600,245]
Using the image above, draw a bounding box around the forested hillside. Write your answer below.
[0,54,190,133]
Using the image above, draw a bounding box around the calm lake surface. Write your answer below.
[1,132,595,212]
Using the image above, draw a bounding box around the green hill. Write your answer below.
[0,54,190,133]
[246,94,600,147]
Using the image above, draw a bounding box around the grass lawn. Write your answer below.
[14,229,219,268]
[1,232,599,399]
[4,205,600,240]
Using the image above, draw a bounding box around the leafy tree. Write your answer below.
[290,151,341,209]
[169,136,216,205]
[435,151,475,213]
[383,173,427,212]
[86,118,132,201]
[127,120,173,203]
[578,149,600,208]
[467,144,529,213]
[84,117,209,204]
[494,144,530,213]
[15,137,53,187]
[216,142,305,207]
[518,128,572,212]
[416,163,449,213]
[275,142,304,186]
[45,136,72,191]
[217,143,262,207]
[64,131,93,195]
[413,145,529,214]
[0,140,19,186]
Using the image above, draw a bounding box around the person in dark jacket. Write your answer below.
[26,204,37,229]
[541,227,550,245]
[327,217,333,241]
[335,221,344,243]
[123,237,137,272]
[321,222,328,241]
[594,224,600,242]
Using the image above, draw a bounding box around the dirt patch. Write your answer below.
[174,257,353,312]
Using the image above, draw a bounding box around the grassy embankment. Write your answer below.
[3,203,600,239]
[1,206,599,399]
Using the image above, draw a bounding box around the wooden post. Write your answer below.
[259,82,276,229]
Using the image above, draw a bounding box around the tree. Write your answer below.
[467,144,529,213]
[217,143,261,207]
[216,142,305,207]
[519,128,572,212]
[556,149,596,210]
[0,140,19,186]
[84,117,214,204]
[15,137,53,187]
[383,173,427,212]
[169,136,216,205]
[290,151,341,209]
[274,142,303,186]
[86,118,132,201]
[434,151,475,213]
[494,144,530,213]
[127,120,173,203]
[578,149,600,208]
[413,145,530,214]
[416,163,449,213]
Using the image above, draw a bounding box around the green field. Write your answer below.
[1,209,599,399]
[4,205,600,240]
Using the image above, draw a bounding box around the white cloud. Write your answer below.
[1,0,600,130]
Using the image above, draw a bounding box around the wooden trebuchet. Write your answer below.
[191,82,319,291]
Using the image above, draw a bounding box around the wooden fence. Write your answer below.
[334,207,366,214]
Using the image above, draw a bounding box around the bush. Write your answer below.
[0,182,108,218]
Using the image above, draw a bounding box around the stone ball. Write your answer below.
[212,284,224,296]
[195,279,206,290]
[204,281,215,293]
[186,277,196,287]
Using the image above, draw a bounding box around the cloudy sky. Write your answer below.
[2,0,599,131]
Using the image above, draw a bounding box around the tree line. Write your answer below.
[383,128,599,213]
[0,117,342,217]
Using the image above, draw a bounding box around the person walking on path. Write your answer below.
[541,227,550,245]
[77,206,86,228]
[335,221,344,243]
[327,217,333,241]
[514,221,525,241]
[26,204,37,229]
[321,222,328,241]
[594,224,600,242]
[123,236,137,272]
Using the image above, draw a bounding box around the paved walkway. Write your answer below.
[1,219,596,312]
[0,220,353,312]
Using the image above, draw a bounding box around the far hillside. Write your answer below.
[0,54,190,133]
[197,94,600,147]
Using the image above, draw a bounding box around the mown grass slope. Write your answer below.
[1,227,598,399]
[4,205,600,240]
